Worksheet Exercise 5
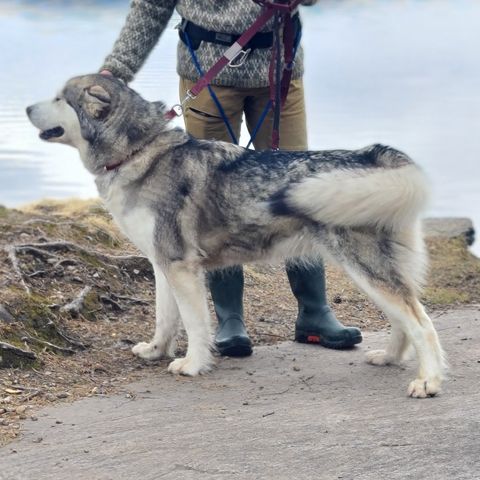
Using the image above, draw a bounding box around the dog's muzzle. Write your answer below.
[39,126,65,140]
[26,105,65,140]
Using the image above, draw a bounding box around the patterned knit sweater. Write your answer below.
[102,0,317,88]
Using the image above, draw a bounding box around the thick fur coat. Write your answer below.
[27,75,446,397]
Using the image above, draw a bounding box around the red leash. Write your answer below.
[269,6,296,149]
[165,0,303,125]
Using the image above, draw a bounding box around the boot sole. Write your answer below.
[295,330,363,350]
[216,336,253,358]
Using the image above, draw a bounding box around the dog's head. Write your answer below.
[26,74,168,174]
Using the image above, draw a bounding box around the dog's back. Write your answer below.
[266,144,428,232]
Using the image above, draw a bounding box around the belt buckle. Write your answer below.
[228,48,251,68]
[175,18,188,32]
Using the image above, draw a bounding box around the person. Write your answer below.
[100,0,362,357]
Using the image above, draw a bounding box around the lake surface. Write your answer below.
[1,0,479,253]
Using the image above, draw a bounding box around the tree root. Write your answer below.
[22,389,42,402]
[15,245,59,261]
[40,319,88,350]
[5,241,152,297]
[61,286,93,318]
[14,241,151,273]
[110,293,149,305]
[99,295,123,312]
[4,246,31,294]
[21,335,76,356]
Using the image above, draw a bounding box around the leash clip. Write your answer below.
[165,89,198,120]
[169,104,184,117]
[228,48,251,68]
[184,89,197,101]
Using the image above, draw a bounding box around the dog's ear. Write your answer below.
[84,85,111,119]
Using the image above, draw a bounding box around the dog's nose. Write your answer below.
[26,105,33,116]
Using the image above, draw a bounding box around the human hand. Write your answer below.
[99,70,127,84]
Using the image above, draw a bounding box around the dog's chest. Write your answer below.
[103,186,156,259]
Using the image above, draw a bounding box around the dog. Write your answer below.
[26,74,446,398]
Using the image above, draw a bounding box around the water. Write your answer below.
[1,0,479,253]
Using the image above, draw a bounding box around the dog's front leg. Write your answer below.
[132,264,180,360]
[164,261,213,376]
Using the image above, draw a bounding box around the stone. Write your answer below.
[423,217,475,246]
[15,406,27,415]
[0,342,36,369]
[0,305,15,324]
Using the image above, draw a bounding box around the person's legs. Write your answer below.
[180,78,244,142]
[179,78,252,357]
[209,266,252,357]
[286,263,362,349]
[245,80,362,349]
[244,79,307,150]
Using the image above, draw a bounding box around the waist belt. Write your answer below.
[178,14,301,52]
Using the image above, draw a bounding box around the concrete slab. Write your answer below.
[1,308,479,480]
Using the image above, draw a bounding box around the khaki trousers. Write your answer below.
[179,78,308,150]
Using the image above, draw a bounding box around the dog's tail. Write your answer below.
[280,144,429,231]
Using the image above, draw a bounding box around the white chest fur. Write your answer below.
[101,182,156,260]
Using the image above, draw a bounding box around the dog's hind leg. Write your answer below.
[366,324,409,366]
[359,283,445,398]
[132,264,180,360]
[164,261,214,376]
[327,227,445,397]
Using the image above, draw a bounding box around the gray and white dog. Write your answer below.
[27,74,446,398]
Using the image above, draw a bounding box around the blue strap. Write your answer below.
[246,100,272,150]
[183,25,301,149]
[183,32,238,145]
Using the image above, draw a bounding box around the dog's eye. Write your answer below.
[54,97,61,102]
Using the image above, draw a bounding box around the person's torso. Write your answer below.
[173,0,304,88]
[176,0,279,34]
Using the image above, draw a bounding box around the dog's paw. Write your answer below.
[167,356,213,376]
[407,377,442,398]
[132,341,163,361]
[365,349,391,366]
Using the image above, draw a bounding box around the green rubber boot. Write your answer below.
[209,266,253,357]
[287,262,362,349]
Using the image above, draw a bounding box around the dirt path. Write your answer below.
[1,307,479,480]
